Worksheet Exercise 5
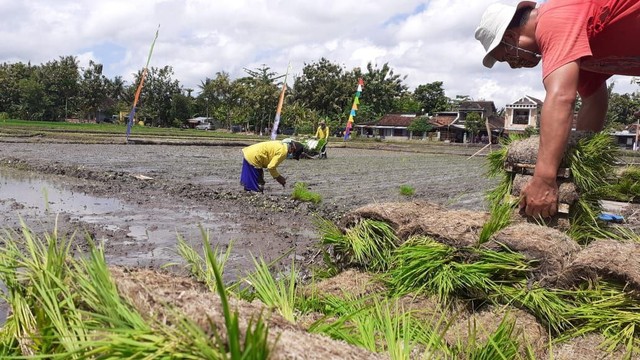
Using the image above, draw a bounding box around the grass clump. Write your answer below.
[399,185,415,197]
[318,218,399,272]
[292,182,322,204]
[388,237,531,303]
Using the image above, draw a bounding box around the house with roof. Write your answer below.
[354,114,423,139]
[429,100,503,143]
[351,100,504,142]
[612,123,640,149]
[503,95,543,133]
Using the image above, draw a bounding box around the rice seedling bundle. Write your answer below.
[292,182,322,204]
[487,131,619,242]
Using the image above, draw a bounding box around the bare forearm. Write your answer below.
[536,96,574,179]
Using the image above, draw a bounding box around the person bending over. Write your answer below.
[240,140,304,192]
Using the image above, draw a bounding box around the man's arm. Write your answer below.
[521,61,580,218]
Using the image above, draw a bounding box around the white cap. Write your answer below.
[475,1,536,68]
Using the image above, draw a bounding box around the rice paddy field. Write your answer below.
[2,128,640,359]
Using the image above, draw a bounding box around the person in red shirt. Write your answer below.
[475,0,640,218]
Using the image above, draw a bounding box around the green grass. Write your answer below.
[0,118,264,140]
[291,182,322,204]
[399,185,415,197]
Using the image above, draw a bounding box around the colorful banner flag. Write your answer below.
[271,62,291,140]
[344,78,364,140]
[126,25,160,142]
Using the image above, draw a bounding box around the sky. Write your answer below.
[0,0,637,111]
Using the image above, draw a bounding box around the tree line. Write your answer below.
[0,55,638,133]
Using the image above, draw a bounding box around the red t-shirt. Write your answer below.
[536,0,640,97]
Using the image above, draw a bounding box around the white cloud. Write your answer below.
[0,0,636,111]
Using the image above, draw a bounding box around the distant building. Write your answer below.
[504,95,543,134]
[613,123,640,149]
[354,114,419,139]
[429,100,502,143]
[186,117,219,129]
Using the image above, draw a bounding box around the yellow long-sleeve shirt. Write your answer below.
[242,141,288,179]
[315,125,330,140]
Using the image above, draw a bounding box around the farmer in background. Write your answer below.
[240,140,304,192]
[314,120,330,159]
[475,0,640,218]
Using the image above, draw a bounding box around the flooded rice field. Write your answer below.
[0,139,496,275]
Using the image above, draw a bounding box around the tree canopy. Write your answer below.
[1,54,639,138]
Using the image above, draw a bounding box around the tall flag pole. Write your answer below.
[344,78,364,140]
[126,25,160,142]
[270,62,291,140]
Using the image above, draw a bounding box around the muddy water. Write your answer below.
[0,168,271,278]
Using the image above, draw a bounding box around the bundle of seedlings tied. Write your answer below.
[486,131,619,241]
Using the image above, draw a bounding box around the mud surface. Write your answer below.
[0,137,496,278]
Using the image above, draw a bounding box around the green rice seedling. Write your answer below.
[202,234,272,359]
[307,294,374,349]
[389,237,456,298]
[42,187,50,213]
[568,132,618,192]
[0,220,88,357]
[389,237,531,302]
[318,218,398,272]
[244,256,298,323]
[413,309,457,359]
[560,282,640,357]
[71,237,148,332]
[71,237,229,358]
[491,283,573,334]
[462,316,521,360]
[376,299,425,360]
[311,216,345,276]
[478,195,518,244]
[291,182,322,204]
[348,220,398,271]
[176,229,233,293]
[598,166,640,202]
[399,185,415,197]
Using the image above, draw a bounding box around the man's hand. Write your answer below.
[519,175,559,218]
[276,175,286,188]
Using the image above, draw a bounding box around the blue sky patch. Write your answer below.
[383,2,428,26]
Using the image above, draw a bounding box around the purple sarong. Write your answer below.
[240,158,264,192]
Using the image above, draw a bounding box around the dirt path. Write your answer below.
[0,137,496,277]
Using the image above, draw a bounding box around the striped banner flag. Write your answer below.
[344,78,364,140]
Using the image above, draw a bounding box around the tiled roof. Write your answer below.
[429,113,457,127]
[376,114,417,127]
[487,115,504,130]
[458,101,497,114]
